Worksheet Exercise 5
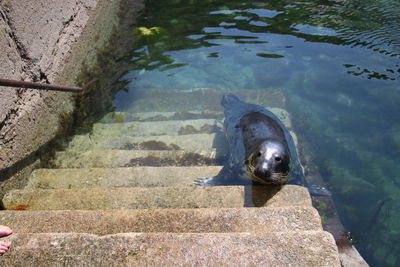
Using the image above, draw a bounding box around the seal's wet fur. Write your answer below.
[195,93,305,186]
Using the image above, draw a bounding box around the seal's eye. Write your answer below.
[275,156,282,162]
[256,152,262,157]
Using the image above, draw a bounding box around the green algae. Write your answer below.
[119,140,181,151]
[136,26,165,40]
[178,124,218,135]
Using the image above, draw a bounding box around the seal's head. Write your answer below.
[245,139,290,185]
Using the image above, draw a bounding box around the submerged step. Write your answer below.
[1,232,340,266]
[93,107,292,131]
[99,110,223,123]
[50,149,219,168]
[92,119,222,137]
[0,206,322,234]
[99,106,292,128]
[26,166,223,189]
[66,133,228,154]
[3,185,312,210]
[126,88,287,113]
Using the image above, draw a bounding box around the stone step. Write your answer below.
[92,119,223,137]
[124,88,287,113]
[66,133,229,154]
[26,166,223,189]
[2,185,311,210]
[1,232,340,266]
[98,106,292,127]
[0,206,322,234]
[49,149,220,169]
[93,108,292,136]
[99,110,223,123]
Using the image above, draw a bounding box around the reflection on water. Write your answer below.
[112,0,400,266]
[117,0,399,92]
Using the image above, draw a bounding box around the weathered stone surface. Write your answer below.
[0,206,322,234]
[2,185,312,210]
[0,14,23,124]
[50,149,219,168]
[66,133,228,154]
[1,232,341,266]
[0,0,134,171]
[1,0,96,78]
[0,0,96,170]
[26,166,223,189]
[339,245,369,267]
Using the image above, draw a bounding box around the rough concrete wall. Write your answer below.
[0,0,123,175]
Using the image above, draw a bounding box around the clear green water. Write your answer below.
[112,0,400,266]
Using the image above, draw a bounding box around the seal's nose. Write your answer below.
[254,167,272,181]
[254,166,287,184]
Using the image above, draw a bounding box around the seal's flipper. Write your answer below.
[193,176,218,186]
[193,165,231,186]
[194,163,250,186]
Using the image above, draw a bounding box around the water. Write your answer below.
[110,0,399,266]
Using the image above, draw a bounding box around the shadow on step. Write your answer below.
[244,185,282,207]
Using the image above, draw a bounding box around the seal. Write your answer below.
[195,93,305,186]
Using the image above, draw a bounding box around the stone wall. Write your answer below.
[0,0,130,190]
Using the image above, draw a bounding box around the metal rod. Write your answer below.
[0,78,84,92]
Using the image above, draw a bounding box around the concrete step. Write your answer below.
[2,185,311,210]
[26,166,223,189]
[98,106,291,126]
[66,133,229,154]
[1,232,340,266]
[0,206,322,234]
[99,106,292,128]
[92,119,223,137]
[99,110,223,123]
[124,88,287,113]
[49,149,220,168]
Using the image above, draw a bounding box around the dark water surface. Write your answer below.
[112,0,400,266]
